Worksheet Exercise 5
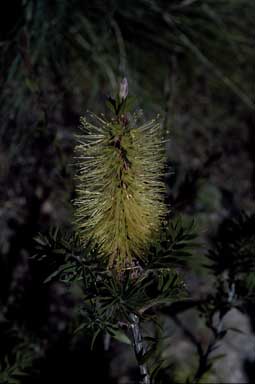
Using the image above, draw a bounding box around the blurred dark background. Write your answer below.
[0,1,254,383]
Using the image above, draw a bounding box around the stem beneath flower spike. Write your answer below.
[130,313,150,384]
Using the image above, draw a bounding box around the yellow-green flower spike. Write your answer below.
[74,105,167,273]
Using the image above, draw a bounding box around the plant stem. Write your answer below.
[130,313,150,384]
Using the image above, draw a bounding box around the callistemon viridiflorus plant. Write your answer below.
[74,79,167,272]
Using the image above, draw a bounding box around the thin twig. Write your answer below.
[130,313,150,384]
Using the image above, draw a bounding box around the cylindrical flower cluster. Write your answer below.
[74,106,166,272]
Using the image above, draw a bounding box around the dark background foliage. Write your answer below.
[0,1,254,383]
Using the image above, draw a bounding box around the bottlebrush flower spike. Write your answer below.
[74,85,167,273]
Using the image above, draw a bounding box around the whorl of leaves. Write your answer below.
[73,110,167,272]
[32,217,198,333]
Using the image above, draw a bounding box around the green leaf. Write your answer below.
[109,329,131,345]
[118,96,136,114]
[43,265,70,283]
[74,323,86,335]
[90,329,101,350]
